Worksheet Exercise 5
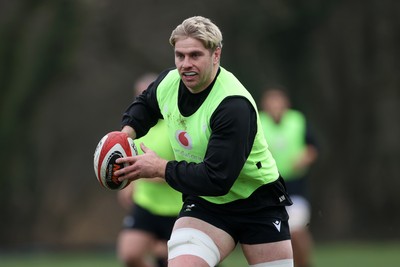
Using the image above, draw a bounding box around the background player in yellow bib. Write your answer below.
[116,73,182,267]
[259,87,319,267]
[115,16,294,267]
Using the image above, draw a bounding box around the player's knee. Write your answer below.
[118,250,140,266]
[168,228,220,267]
[117,243,142,266]
[249,259,294,267]
[119,255,139,267]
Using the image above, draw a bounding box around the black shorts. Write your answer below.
[178,178,292,244]
[122,204,177,241]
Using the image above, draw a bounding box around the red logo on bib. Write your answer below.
[176,130,192,149]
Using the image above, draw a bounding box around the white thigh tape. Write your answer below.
[168,228,220,267]
[250,259,294,267]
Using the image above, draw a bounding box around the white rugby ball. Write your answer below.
[93,131,137,190]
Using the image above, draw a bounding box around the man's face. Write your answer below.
[262,90,289,120]
[174,37,220,93]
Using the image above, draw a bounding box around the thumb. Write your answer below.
[140,143,159,158]
[140,142,149,153]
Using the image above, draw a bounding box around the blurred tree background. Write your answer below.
[1,0,399,249]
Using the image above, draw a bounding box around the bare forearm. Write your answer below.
[121,125,137,139]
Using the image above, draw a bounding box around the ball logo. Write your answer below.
[176,130,192,150]
[105,151,125,190]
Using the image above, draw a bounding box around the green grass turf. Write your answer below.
[221,242,400,266]
[312,242,400,266]
[1,242,399,267]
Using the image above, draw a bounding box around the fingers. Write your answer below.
[115,166,139,182]
[115,157,131,164]
[114,157,136,181]
[114,146,158,181]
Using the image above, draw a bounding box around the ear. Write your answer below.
[213,47,221,64]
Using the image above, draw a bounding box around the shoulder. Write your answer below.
[211,96,256,128]
[153,67,176,87]
[216,96,254,115]
[286,109,306,121]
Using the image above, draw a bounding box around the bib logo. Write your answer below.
[175,130,193,150]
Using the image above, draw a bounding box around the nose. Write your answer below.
[181,56,192,68]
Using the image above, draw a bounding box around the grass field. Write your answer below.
[1,242,399,267]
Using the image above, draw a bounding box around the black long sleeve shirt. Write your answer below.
[121,68,257,197]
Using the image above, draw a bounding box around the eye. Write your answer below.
[191,52,200,59]
[175,53,184,60]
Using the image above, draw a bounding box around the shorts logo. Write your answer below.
[184,204,195,212]
[176,130,193,150]
[272,220,281,232]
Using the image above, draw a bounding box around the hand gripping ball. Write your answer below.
[93,131,137,190]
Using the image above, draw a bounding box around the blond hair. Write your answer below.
[169,16,223,51]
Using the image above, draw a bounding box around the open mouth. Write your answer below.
[183,72,196,76]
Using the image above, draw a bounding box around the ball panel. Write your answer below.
[100,143,129,190]
[93,134,109,187]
